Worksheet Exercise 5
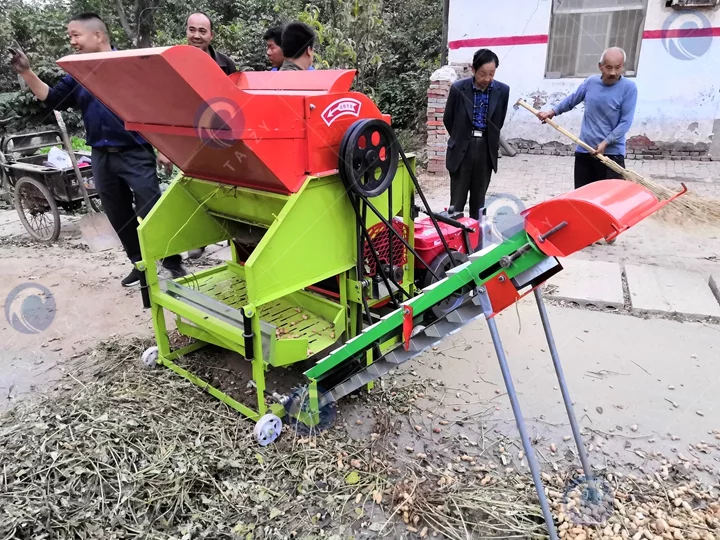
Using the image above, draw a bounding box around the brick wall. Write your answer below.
[425,66,461,175]
[424,64,715,173]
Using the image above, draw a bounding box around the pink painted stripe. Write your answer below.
[643,27,720,39]
[448,27,720,50]
[448,34,548,49]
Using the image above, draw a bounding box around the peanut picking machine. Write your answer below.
[58,46,685,538]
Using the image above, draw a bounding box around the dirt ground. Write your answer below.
[1,199,718,462]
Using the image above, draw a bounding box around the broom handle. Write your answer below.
[514,99,629,177]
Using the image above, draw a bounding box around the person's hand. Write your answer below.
[594,141,608,156]
[9,46,30,74]
[157,152,173,175]
[537,110,555,122]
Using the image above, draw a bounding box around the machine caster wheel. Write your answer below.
[141,346,159,369]
[254,414,283,446]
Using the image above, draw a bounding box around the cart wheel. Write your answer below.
[141,346,159,369]
[254,414,283,446]
[14,176,61,242]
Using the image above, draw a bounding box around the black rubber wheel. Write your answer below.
[423,250,471,319]
[14,176,61,242]
[339,119,398,198]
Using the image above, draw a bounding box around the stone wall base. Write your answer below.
[508,138,715,161]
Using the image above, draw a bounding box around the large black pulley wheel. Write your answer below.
[339,119,398,198]
[14,176,61,243]
[423,250,471,319]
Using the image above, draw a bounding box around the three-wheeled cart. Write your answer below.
[0,129,99,242]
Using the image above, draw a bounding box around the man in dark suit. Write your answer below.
[443,49,510,221]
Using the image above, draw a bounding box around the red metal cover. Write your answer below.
[523,179,685,257]
[413,217,479,265]
[56,45,389,193]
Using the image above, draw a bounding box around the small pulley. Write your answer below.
[283,385,337,436]
[339,119,399,198]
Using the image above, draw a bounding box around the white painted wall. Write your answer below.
[447,0,720,149]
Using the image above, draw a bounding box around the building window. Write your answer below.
[546,0,648,78]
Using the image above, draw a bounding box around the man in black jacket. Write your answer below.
[443,49,510,221]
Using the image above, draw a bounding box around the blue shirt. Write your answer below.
[472,80,492,131]
[553,75,638,155]
[45,73,148,148]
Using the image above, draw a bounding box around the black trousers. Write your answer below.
[449,136,492,221]
[574,152,625,189]
[91,145,182,267]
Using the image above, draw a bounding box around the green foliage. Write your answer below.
[1,0,442,150]
[37,135,91,153]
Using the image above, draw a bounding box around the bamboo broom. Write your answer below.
[515,99,720,226]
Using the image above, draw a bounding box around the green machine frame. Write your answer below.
[137,157,418,423]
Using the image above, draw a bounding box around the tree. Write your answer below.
[2,0,442,150]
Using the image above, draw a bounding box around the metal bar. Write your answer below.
[160,357,261,421]
[305,231,545,380]
[353,192,408,304]
[477,287,559,540]
[397,145,459,266]
[124,122,304,140]
[164,339,207,361]
[534,288,595,483]
[538,221,568,243]
[356,190,441,279]
[554,5,645,14]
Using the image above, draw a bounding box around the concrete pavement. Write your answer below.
[421,154,720,205]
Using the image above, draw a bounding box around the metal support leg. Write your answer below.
[477,287,559,540]
[534,288,594,484]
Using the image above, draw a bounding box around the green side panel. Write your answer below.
[243,176,356,307]
[304,231,545,379]
[137,178,248,261]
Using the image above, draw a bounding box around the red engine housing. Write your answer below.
[413,216,480,268]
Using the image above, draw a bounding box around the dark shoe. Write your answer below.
[163,262,188,279]
[122,267,141,287]
[188,247,205,259]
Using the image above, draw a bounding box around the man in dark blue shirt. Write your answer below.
[10,12,186,286]
[443,49,510,223]
[264,24,316,72]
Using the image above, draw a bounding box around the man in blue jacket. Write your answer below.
[537,47,638,189]
[10,12,187,286]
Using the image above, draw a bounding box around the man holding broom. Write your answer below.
[537,47,638,190]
